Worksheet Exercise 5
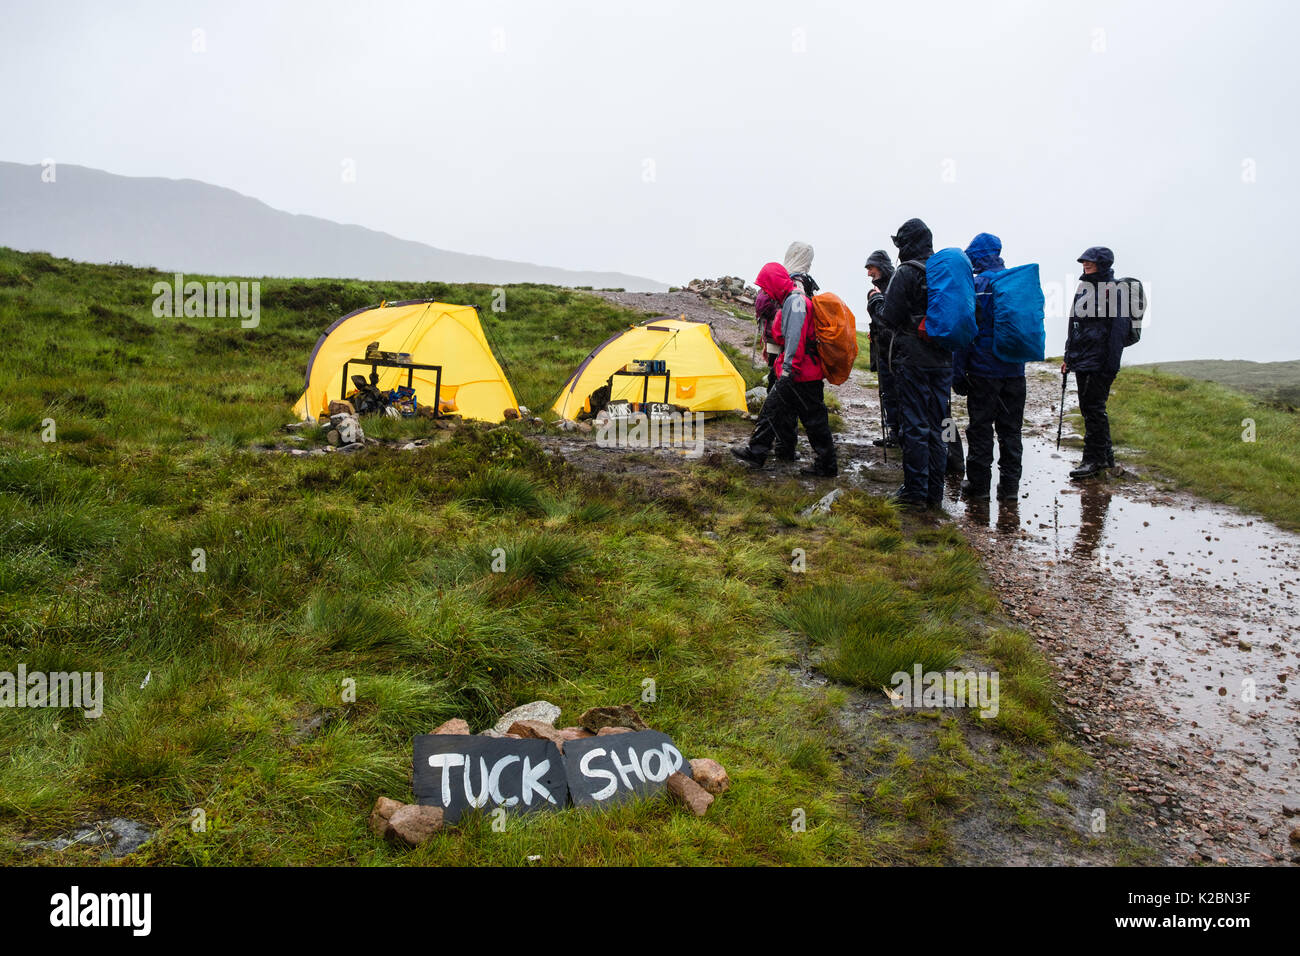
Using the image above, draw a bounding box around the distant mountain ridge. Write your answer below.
[0,161,666,291]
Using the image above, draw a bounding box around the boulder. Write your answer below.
[326,429,341,446]
[745,386,768,411]
[578,704,648,733]
[666,772,714,816]
[492,700,561,735]
[596,726,633,736]
[369,796,404,837]
[558,726,595,742]
[385,804,444,846]
[328,399,355,416]
[432,718,471,735]
[504,408,520,420]
[689,758,731,795]
[338,442,366,453]
[509,719,569,751]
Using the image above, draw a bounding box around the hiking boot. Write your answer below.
[995,484,1019,502]
[774,450,799,462]
[872,433,901,448]
[731,445,766,469]
[960,480,990,501]
[1069,460,1105,480]
[800,465,838,478]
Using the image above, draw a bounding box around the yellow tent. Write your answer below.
[552,318,746,420]
[292,300,519,423]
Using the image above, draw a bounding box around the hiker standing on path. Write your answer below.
[783,241,820,297]
[732,262,837,477]
[952,232,1026,502]
[881,218,952,508]
[865,249,900,447]
[1062,246,1127,480]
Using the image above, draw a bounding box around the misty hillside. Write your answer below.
[1132,359,1300,407]
[0,161,666,291]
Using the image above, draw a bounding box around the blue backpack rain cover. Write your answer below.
[988,264,1046,363]
[917,248,976,350]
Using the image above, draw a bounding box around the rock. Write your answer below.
[578,704,648,733]
[432,718,471,735]
[369,796,404,837]
[328,399,355,416]
[666,772,714,816]
[1290,828,1300,845]
[800,488,843,517]
[558,419,579,432]
[326,429,341,446]
[557,726,595,742]
[597,726,633,736]
[504,407,520,420]
[688,758,731,795]
[284,420,309,431]
[745,386,768,411]
[576,421,593,433]
[385,804,444,846]
[492,700,561,736]
[338,442,366,453]
[518,405,531,416]
[334,414,364,444]
[509,719,570,751]
[478,728,504,738]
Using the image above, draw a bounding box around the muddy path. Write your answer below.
[569,291,1300,865]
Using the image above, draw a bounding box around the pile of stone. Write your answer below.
[319,399,366,452]
[368,699,731,847]
[675,276,759,306]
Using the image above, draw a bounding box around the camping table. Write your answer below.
[341,357,442,415]
[607,368,670,405]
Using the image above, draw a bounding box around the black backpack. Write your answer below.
[1117,277,1146,347]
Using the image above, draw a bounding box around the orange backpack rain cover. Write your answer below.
[810,293,858,385]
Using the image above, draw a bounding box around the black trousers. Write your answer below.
[1076,370,1116,466]
[763,359,796,457]
[964,374,1026,494]
[749,377,836,470]
[897,364,952,504]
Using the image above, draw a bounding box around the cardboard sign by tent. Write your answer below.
[413,735,567,823]
[562,730,691,808]
[292,299,519,424]
[552,318,746,420]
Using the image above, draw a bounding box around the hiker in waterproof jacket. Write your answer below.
[865,249,901,447]
[733,262,837,476]
[881,218,952,508]
[952,232,1026,502]
[783,241,821,297]
[755,290,798,459]
[1062,246,1128,479]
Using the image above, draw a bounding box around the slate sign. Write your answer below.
[413,735,568,823]
[562,730,691,808]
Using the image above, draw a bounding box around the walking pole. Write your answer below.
[879,398,887,464]
[1056,370,1068,450]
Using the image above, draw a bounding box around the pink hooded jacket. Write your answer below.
[755,261,822,382]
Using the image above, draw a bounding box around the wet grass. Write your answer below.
[1108,368,1300,531]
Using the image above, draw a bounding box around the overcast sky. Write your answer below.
[2,0,1296,361]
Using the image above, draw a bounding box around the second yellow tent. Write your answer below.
[552,318,747,420]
